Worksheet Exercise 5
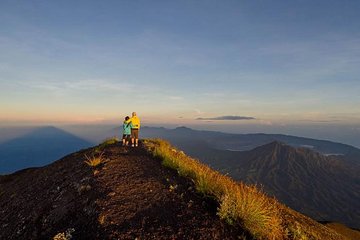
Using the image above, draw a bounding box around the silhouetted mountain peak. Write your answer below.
[266,140,287,149]
[260,140,321,157]
[174,126,193,131]
[254,141,295,157]
[228,140,360,229]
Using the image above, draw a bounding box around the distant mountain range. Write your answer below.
[140,127,360,228]
[0,126,92,174]
[140,126,360,158]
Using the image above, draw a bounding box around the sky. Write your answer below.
[0,1,359,145]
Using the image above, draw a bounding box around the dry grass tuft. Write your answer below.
[84,152,104,167]
[286,222,315,240]
[144,139,284,240]
[98,215,106,225]
[53,228,75,240]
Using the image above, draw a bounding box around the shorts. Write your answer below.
[131,128,139,139]
[122,134,131,141]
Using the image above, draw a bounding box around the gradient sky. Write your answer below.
[1,1,360,130]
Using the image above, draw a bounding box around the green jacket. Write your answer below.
[123,121,132,135]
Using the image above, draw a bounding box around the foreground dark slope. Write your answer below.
[0,142,241,239]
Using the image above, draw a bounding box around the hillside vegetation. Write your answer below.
[145,139,347,240]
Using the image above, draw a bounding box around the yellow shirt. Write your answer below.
[131,116,141,129]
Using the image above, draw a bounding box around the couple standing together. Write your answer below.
[122,112,141,147]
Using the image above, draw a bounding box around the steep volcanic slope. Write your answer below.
[0,143,242,240]
[0,148,103,239]
[220,141,360,228]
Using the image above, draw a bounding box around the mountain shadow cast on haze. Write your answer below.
[0,126,92,174]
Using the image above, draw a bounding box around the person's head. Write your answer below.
[125,116,130,121]
[132,112,137,117]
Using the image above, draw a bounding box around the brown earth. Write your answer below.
[0,142,246,240]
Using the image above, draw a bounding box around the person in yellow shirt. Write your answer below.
[130,112,141,147]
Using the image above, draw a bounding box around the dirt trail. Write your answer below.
[95,143,242,239]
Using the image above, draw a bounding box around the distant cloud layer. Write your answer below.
[196,115,255,121]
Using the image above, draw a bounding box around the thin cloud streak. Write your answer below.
[21,79,156,95]
[196,116,256,121]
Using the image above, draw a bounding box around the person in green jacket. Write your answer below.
[122,116,132,146]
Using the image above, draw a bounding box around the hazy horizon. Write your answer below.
[1,123,360,149]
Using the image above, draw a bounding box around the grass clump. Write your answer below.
[95,137,119,152]
[53,228,75,240]
[144,139,284,240]
[286,222,322,240]
[84,152,104,167]
[98,214,106,225]
[101,137,119,146]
